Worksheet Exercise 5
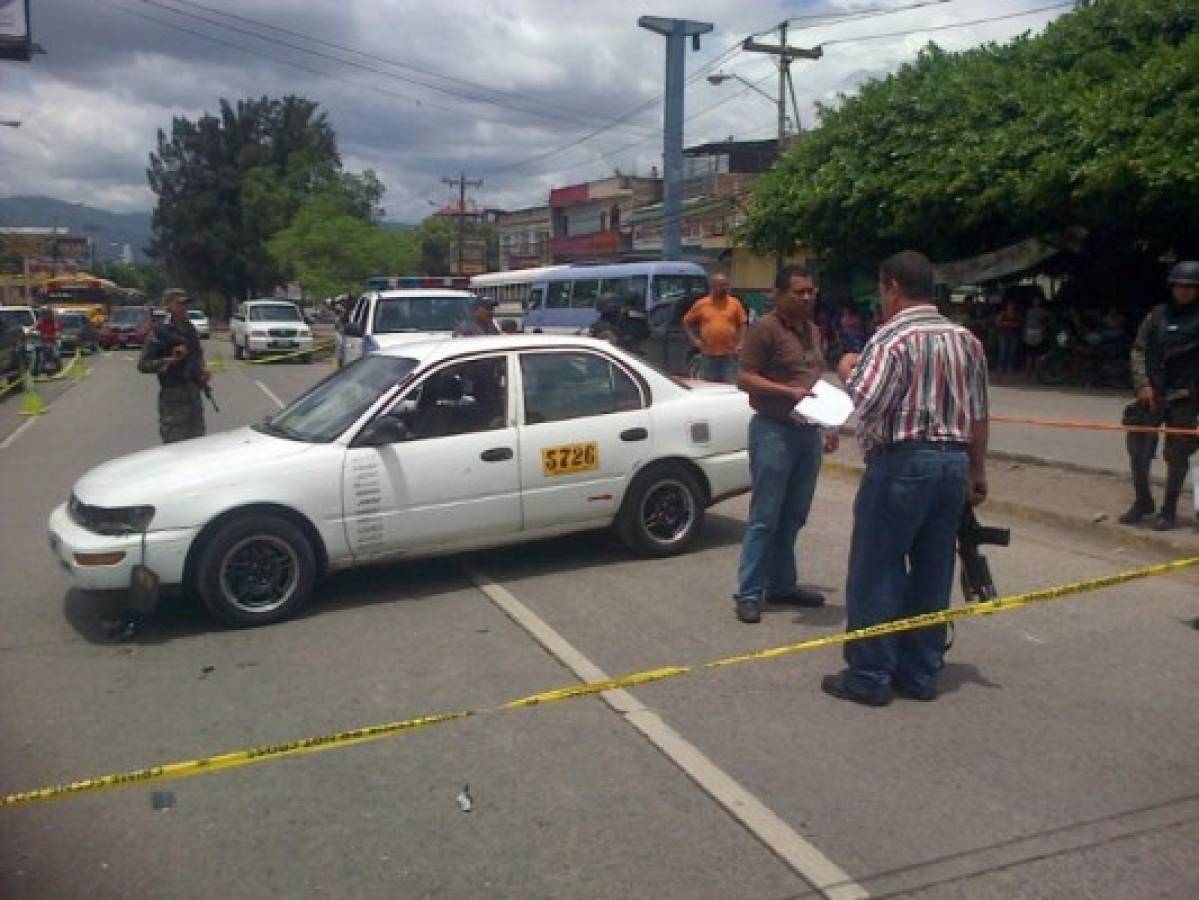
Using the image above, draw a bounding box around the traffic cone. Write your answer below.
[71,352,90,382]
[20,374,45,416]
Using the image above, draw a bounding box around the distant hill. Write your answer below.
[0,196,153,262]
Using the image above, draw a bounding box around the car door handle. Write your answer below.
[620,428,649,442]
[480,447,513,462]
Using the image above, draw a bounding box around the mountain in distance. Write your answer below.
[0,196,154,262]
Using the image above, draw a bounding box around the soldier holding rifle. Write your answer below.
[138,291,211,444]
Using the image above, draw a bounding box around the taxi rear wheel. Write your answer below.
[617,463,705,557]
[196,514,316,627]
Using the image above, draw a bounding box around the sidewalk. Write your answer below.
[825,439,1199,558]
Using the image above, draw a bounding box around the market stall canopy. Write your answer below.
[934,230,1086,288]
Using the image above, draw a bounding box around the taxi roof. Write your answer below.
[374,334,637,365]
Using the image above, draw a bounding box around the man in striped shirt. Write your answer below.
[822,251,990,707]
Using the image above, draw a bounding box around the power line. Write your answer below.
[819,1,1074,47]
[98,0,487,118]
[134,0,659,137]
[161,0,658,134]
[786,0,960,26]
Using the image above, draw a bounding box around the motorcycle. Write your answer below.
[1035,326,1129,388]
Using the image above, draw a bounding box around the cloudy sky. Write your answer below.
[0,0,1073,221]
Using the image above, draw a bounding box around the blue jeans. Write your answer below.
[843,443,969,695]
[736,415,823,603]
[700,354,738,383]
[997,333,1020,373]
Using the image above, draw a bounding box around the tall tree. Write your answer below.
[743,0,1199,274]
[268,191,418,302]
[147,95,360,316]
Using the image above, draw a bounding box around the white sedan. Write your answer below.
[48,336,752,627]
[187,308,211,339]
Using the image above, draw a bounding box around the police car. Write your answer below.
[48,336,753,627]
[336,289,475,367]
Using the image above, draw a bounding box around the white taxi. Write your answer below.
[48,336,753,627]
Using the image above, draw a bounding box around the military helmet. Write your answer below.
[1167,260,1199,285]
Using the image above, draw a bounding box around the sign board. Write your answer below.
[0,0,32,62]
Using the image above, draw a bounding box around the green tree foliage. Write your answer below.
[147,96,382,313]
[413,215,454,275]
[92,261,169,298]
[744,0,1199,265]
[268,192,418,301]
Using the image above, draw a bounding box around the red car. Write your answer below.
[100,307,154,349]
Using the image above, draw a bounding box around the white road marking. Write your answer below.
[466,565,868,900]
[255,380,285,410]
[122,355,135,362]
[0,417,38,450]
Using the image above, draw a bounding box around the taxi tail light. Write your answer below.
[74,551,127,566]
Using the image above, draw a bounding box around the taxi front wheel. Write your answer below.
[195,514,317,627]
[617,463,705,558]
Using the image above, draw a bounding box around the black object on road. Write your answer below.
[958,505,1011,603]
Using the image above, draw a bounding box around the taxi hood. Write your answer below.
[73,426,314,508]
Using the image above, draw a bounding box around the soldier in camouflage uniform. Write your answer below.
[1120,261,1199,531]
[138,292,209,444]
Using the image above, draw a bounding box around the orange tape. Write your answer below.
[990,414,1199,437]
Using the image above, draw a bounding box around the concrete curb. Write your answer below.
[820,458,1199,558]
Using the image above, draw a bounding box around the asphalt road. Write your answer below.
[1,345,1196,899]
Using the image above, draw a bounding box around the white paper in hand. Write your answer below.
[791,379,854,428]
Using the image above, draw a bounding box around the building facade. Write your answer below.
[549,175,662,263]
[494,206,552,270]
[629,140,810,300]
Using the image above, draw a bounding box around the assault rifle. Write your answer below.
[957,505,1010,603]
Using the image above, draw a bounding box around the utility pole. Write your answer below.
[742,25,822,151]
[639,16,713,261]
[442,172,483,275]
[742,25,822,266]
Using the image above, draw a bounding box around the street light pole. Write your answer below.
[639,16,713,262]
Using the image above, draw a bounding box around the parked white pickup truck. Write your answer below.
[230,299,314,361]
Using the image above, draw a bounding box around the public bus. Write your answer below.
[41,275,136,324]
[470,265,568,323]
[479,261,710,333]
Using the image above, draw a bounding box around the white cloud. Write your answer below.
[0,0,1071,219]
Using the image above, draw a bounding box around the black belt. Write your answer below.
[866,439,968,461]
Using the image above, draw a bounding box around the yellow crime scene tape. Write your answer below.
[240,341,335,365]
[4,554,1197,809]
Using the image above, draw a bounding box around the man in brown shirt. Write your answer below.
[732,264,837,623]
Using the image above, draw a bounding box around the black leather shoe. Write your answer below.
[893,680,938,702]
[768,588,826,608]
[1118,502,1154,525]
[735,600,762,624]
[820,672,891,707]
[1152,511,1177,532]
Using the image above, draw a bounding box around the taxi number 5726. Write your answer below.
[541,442,600,477]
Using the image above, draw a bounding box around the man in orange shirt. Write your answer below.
[683,273,748,383]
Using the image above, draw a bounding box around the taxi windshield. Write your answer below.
[258,355,419,443]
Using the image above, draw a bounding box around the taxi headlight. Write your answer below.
[69,495,156,535]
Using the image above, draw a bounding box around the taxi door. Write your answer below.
[342,354,521,559]
[516,349,652,531]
